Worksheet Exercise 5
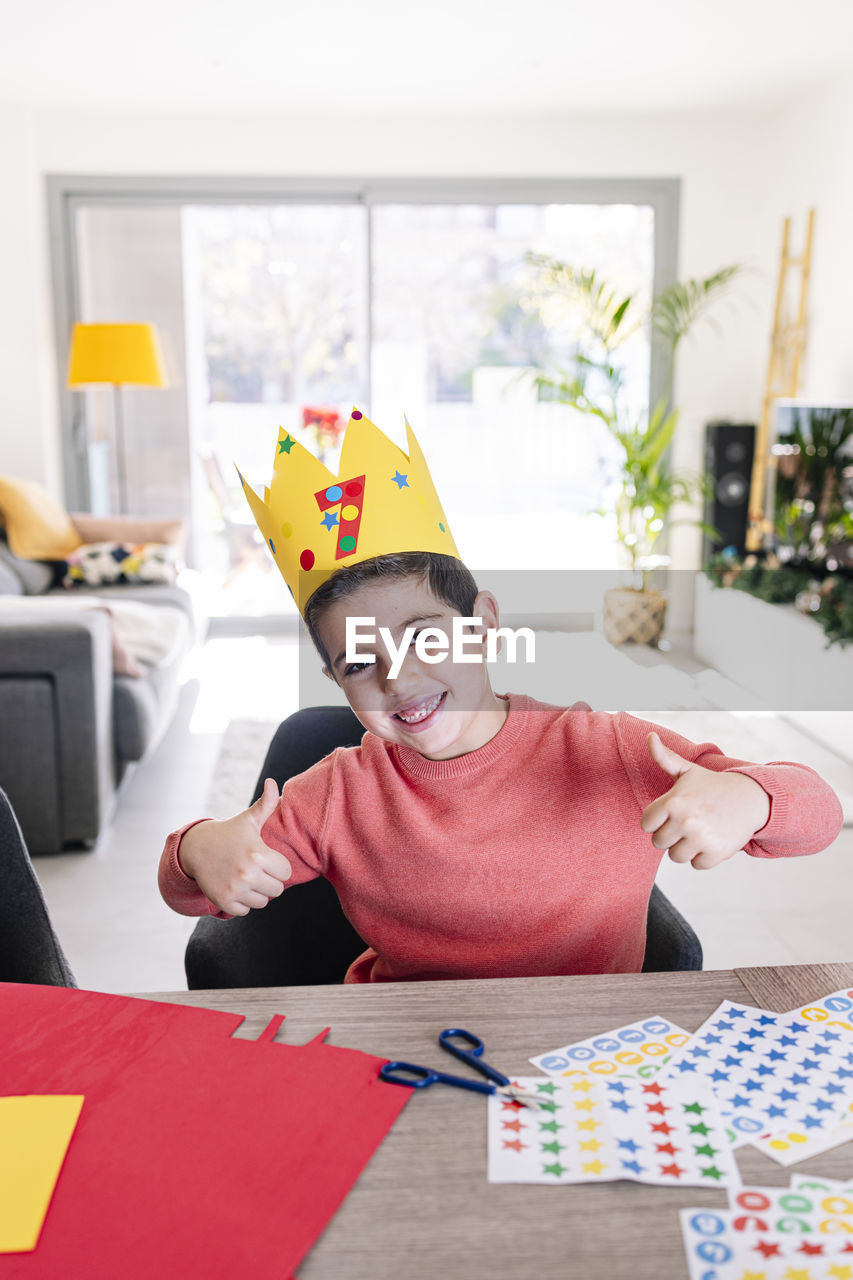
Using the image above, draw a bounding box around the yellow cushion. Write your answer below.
[0,476,82,559]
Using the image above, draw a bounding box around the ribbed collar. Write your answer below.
[393,692,530,780]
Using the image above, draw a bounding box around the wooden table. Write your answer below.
[138,963,853,1280]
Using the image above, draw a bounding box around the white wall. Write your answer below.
[1,82,849,529]
[0,108,61,491]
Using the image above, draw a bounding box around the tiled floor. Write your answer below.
[31,629,853,995]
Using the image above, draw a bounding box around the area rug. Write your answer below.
[205,719,280,818]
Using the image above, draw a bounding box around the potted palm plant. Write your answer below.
[528,258,738,644]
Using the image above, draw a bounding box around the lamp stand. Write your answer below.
[112,382,129,515]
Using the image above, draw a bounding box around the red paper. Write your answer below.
[0,983,409,1276]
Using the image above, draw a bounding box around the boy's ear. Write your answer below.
[472,589,500,632]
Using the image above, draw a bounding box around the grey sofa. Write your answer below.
[0,534,205,853]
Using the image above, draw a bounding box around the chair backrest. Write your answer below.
[185,706,702,988]
[0,787,77,986]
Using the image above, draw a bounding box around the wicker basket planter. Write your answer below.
[602,587,667,647]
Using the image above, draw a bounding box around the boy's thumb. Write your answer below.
[647,731,691,779]
[248,777,281,827]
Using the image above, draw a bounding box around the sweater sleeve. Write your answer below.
[612,712,844,859]
[157,752,339,917]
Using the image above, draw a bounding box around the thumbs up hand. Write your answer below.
[178,777,293,915]
[640,732,771,870]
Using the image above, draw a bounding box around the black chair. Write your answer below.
[0,787,77,986]
[185,707,702,989]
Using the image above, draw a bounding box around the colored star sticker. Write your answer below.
[576,1118,600,1131]
[688,1121,711,1135]
[699,1165,725,1181]
[659,1161,686,1178]
[621,1159,646,1176]
[693,1143,719,1158]
[535,1082,557,1095]
[502,1138,526,1153]
[605,1081,629,1095]
[542,1161,568,1177]
[278,434,296,454]
[540,1140,565,1155]
[650,1121,674,1135]
[573,1099,596,1113]
[608,1100,632,1114]
[754,1241,782,1258]
[783,1270,813,1280]
[798,1242,825,1256]
[682,1101,706,1114]
[391,471,409,488]
[501,1099,525,1112]
[642,1082,665,1096]
[320,511,339,530]
[617,1138,640,1153]
[579,1138,604,1152]
[581,1159,607,1175]
[828,1265,853,1280]
[502,1118,524,1133]
[571,1079,594,1092]
[645,1101,669,1115]
[654,1142,679,1156]
[539,1120,562,1134]
[538,1100,561,1113]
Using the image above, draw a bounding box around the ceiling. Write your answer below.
[4,0,853,114]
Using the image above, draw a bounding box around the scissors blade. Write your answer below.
[496,1085,545,1110]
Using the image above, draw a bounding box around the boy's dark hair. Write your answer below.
[303,552,479,672]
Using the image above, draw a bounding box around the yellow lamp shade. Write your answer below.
[67,323,168,388]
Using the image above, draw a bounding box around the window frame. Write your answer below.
[47,174,680,509]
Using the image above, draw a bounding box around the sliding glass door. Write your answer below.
[57,178,675,615]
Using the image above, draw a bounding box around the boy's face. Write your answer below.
[316,576,507,760]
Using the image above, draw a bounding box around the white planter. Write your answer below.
[693,574,853,711]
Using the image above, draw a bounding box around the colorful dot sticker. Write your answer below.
[281,522,293,538]
[299,549,315,572]
[351,409,362,420]
[531,1016,691,1081]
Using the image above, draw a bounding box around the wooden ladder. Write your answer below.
[746,209,815,551]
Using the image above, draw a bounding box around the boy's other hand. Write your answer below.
[178,778,292,915]
[641,732,771,871]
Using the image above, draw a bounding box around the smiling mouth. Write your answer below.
[393,691,447,725]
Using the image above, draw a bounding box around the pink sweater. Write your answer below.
[158,694,843,983]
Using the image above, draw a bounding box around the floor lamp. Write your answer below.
[67,323,168,514]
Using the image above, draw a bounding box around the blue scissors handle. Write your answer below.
[380,1060,496,1096]
[439,1028,510,1088]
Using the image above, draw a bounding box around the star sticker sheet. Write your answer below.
[529,1015,691,1081]
[657,1001,853,1146]
[749,1098,853,1166]
[744,989,853,1166]
[487,1074,739,1187]
[680,1183,853,1280]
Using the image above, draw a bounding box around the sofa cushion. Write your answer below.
[0,559,23,596]
[62,541,179,588]
[0,538,58,595]
[69,514,185,549]
[0,476,82,559]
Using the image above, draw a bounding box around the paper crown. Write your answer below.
[237,409,460,613]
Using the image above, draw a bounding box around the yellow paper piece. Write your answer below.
[0,1095,84,1253]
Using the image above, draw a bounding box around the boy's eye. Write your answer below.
[344,661,371,677]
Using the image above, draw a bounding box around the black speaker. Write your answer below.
[703,421,756,560]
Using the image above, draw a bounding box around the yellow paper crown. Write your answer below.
[237,409,460,613]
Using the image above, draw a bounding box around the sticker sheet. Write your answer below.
[788,988,853,1033]
[749,1097,853,1165]
[488,1074,739,1187]
[658,1001,853,1144]
[529,1015,691,1081]
[680,1206,853,1280]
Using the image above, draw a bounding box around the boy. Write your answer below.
[158,414,843,983]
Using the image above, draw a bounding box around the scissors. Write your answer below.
[380,1028,543,1108]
